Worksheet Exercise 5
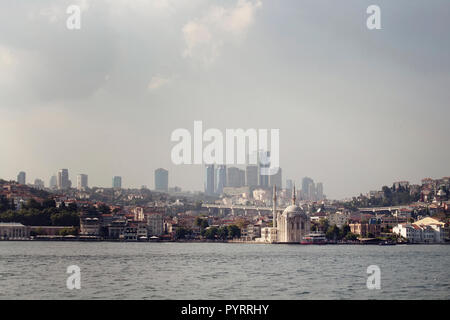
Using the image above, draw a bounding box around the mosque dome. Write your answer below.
[282,205,306,218]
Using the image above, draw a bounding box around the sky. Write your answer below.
[0,0,449,199]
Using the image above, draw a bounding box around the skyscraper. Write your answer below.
[269,167,282,189]
[258,150,270,187]
[57,169,70,190]
[245,165,258,187]
[316,182,324,200]
[155,168,169,192]
[215,165,227,195]
[227,167,245,188]
[204,165,215,195]
[113,176,122,189]
[301,177,314,200]
[77,174,88,190]
[286,179,293,198]
[34,179,44,189]
[17,171,26,185]
[49,175,57,189]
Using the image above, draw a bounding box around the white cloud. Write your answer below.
[182,0,262,65]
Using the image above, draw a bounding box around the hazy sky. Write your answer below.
[0,0,449,199]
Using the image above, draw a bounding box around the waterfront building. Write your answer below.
[256,186,310,243]
[155,168,169,192]
[107,220,127,239]
[327,211,350,228]
[147,213,164,236]
[124,225,138,241]
[393,217,446,243]
[17,172,26,185]
[241,224,261,240]
[349,222,381,238]
[80,213,101,236]
[77,174,88,190]
[112,176,122,189]
[0,222,30,240]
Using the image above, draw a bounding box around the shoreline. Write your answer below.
[0,238,448,245]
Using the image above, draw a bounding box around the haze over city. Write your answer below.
[1,0,449,199]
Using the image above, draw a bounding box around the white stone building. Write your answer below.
[327,211,350,228]
[0,222,30,240]
[393,217,445,243]
[256,186,310,243]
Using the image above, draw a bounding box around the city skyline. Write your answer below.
[6,167,450,202]
[1,0,449,199]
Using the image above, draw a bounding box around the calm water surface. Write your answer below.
[0,242,448,299]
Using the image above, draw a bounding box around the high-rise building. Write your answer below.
[286,179,294,198]
[286,179,293,190]
[34,179,44,189]
[258,150,270,187]
[17,171,26,185]
[227,167,245,188]
[245,165,258,187]
[77,174,88,190]
[57,169,70,190]
[155,168,169,192]
[113,176,122,189]
[301,177,314,200]
[49,175,57,189]
[215,165,227,195]
[204,165,215,195]
[269,167,282,189]
[308,183,316,201]
[316,182,324,200]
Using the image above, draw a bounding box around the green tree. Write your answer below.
[326,225,340,241]
[204,227,218,240]
[217,226,229,240]
[227,225,241,239]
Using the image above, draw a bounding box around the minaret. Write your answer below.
[292,184,296,205]
[273,185,277,228]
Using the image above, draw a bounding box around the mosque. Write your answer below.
[256,185,310,243]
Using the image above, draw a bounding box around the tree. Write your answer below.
[340,224,351,239]
[26,199,41,210]
[42,199,56,209]
[98,204,111,214]
[217,227,229,240]
[67,203,78,212]
[344,232,358,241]
[318,218,329,232]
[326,225,340,241]
[227,225,241,239]
[175,227,191,239]
[204,227,218,240]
